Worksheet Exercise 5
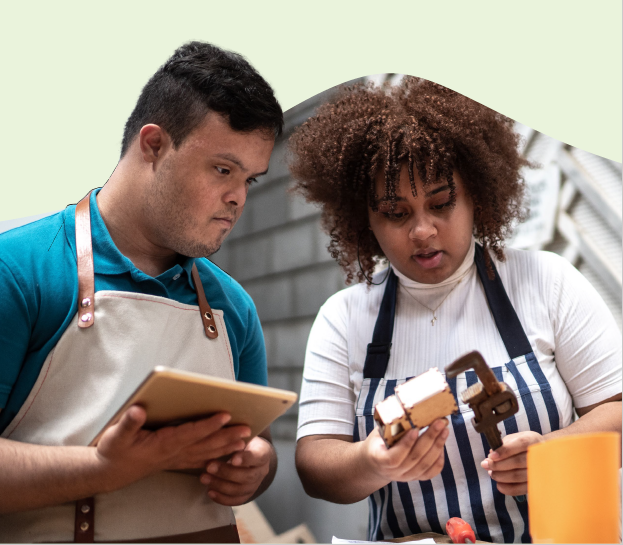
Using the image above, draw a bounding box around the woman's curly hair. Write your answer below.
[288,77,529,284]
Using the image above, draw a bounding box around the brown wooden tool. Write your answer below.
[444,351,519,450]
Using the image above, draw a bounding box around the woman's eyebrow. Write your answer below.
[425,184,451,197]
[378,196,408,204]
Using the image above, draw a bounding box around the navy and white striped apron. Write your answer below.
[353,245,563,543]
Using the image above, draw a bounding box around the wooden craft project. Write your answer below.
[374,393,414,446]
[374,368,458,447]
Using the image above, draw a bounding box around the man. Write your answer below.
[0,41,283,543]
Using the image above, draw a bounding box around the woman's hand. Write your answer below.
[363,418,449,484]
[480,431,543,495]
[295,420,449,504]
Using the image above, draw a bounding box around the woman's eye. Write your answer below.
[216,166,230,175]
[431,201,452,211]
[381,211,407,221]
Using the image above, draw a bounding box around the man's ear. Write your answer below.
[138,124,171,164]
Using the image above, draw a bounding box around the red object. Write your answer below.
[446,517,476,544]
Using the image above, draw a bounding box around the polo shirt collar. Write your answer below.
[65,188,197,278]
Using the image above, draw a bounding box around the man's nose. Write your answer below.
[224,180,248,208]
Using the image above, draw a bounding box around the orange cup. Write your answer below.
[527,432,621,543]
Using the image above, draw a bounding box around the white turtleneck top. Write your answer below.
[297,241,622,439]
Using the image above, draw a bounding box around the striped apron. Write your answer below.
[353,245,566,543]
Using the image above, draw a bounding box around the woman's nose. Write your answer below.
[408,214,436,241]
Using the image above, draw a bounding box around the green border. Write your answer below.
[0,0,620,220]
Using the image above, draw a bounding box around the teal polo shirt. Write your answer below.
[0,189,267,434]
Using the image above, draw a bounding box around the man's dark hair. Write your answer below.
[120,41,283,157]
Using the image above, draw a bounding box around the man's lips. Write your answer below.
[411,249,443,269]
[213,217,235,228]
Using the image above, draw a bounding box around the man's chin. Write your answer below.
[174,241,222,259]
[202,243,222,258]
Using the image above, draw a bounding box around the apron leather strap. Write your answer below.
[74,497,95,542]
[191,263,219,339]
[75,192,95,328]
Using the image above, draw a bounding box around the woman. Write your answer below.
[289,78,621,543]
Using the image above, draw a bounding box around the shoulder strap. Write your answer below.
[74,193,219,341]
[362,269,398,379]
[75,192,95,328]
[474,244,532,359]
[191,263,219,339]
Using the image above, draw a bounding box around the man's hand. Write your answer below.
[0,405,255,513]
[480,431,543,496]
[363,418,449,484]
[96,405,251,490]
[199,435,273,506]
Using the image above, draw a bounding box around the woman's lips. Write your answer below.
[412,250,443,269]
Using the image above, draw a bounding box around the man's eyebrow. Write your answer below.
[425,184,451,197]
[214,153,244,169]
[213,153,269,177]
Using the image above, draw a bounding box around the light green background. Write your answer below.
[0,0,620,221]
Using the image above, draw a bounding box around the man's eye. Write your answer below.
[216,166,230,175]
[246,177,258,185]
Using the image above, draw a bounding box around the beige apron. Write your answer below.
[0,193,240,543]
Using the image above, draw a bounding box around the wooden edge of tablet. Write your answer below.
[88,367,298,447]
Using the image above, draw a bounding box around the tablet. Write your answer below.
[89,366,298,446]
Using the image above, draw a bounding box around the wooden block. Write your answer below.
[396,368,457,429]
[374,368,458,448]
[403,386,457,429]
[374,394,414,447]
